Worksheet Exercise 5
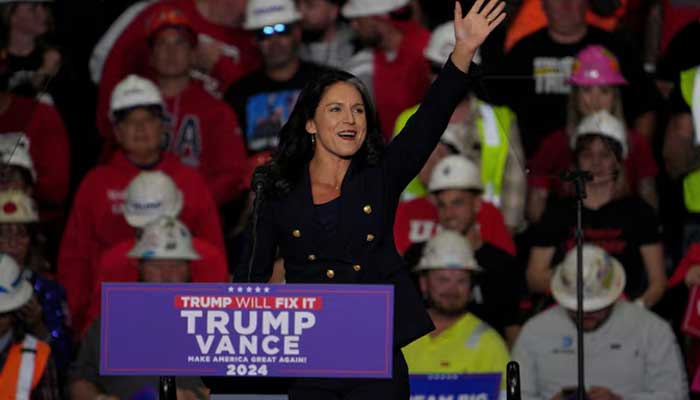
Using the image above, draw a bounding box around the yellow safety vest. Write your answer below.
[393,102,512,204]
[0,335,51,400]
[679,66,700,213]
[402,313,509,390]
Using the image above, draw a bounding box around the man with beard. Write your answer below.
[402,230,509,395]
[225,0,327,164]
[513,245,687,400]
[408,155,522,346]
[297,0,356,69]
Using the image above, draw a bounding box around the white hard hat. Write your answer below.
[428,155,483,193]
[0,191,38,223]
[571,110,628,158]
[424,22,481,66]
[128,216,200,260]
[123,171,184,228]
[415,230,481,271]
[440,123,467,155]
[0,253,33,313]
[341,0,409,18]
[0,133,37,181]
[243,0,301,30]
[110,75,164,119]
[551,244,626,312]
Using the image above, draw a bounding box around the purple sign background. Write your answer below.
[100,283,394,378]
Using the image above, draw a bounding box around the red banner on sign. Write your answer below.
[683,286,700,337]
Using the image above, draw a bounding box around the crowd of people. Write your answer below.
[1,0,700,398]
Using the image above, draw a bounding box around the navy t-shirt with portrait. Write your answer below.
[224,61,328,155]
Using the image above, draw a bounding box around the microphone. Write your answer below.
[247,168,268,282]
[506,361,521,400]
[251,169,267,196]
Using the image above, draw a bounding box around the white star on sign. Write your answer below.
[264,287,270,293]
[255,287,261,293]
[237,287,243,293]
[228,287,234,293]
[246,287,252,293]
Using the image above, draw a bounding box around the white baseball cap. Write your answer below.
[341,0,409,18]
[243,0,301,30]
[110,75,164,119]
[0,133,37,182]
[0,191,38,223]
[128,216,200,260]
[415,230,481,271]
[0,253,33,313]
[551,244,626,312]
[123,171,184,228]
[428,155,483,193]
[424,22,481,66]
[571,110,628,158]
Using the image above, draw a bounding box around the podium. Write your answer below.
[100,283,394,396]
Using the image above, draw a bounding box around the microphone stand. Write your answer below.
[247,181,265,283]
[562,170,592,400]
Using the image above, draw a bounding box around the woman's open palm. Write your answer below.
[454,0,506,53]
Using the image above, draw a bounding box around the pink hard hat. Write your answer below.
[569,45,627,86]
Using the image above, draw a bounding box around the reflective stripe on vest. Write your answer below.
[0,335,51,400]
[476,102,512,207]
[679,66,700,212]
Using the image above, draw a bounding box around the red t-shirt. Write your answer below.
[0,95,70,214]
[163,82,248,205]
[670,243,700,288]
[527,128,658,196]
[94,0,260,143]
[660,1,700,55]
[393,197,516,256]
[82,237,229,336]
[57,151,224,333]
[373,20,430,142]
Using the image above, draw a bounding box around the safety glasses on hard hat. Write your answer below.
[256,23,293,40]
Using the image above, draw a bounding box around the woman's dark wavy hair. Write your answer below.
[257,68,385,198]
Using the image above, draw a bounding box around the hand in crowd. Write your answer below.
[195,37,223,73]
[587,386,622,400]
[33,48,62,90]
[17,296,48,337]
[685,265,700,286]
[452,0,506,71]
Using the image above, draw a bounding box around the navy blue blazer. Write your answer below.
[235,59,474,348]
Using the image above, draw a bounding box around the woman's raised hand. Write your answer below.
[451,0,506,72]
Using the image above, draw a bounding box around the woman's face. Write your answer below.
[306,82,368,161]
[576,85,616,116]
[115,108,164,161]
[0,223,30,265]
[11,3,50,37]
[576,136,619,184]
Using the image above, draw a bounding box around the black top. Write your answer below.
[657,21,700,83]
[532,196,661,298]
[234,58,475,349]
[489,27,660,158]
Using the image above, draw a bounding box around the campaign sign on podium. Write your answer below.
[409,373,501,400]
[100,283,393,378]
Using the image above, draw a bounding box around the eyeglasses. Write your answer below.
[256,23,292,40]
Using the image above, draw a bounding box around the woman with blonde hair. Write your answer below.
[527,45,658,223]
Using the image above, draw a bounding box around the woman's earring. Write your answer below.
[310,134,316,145]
